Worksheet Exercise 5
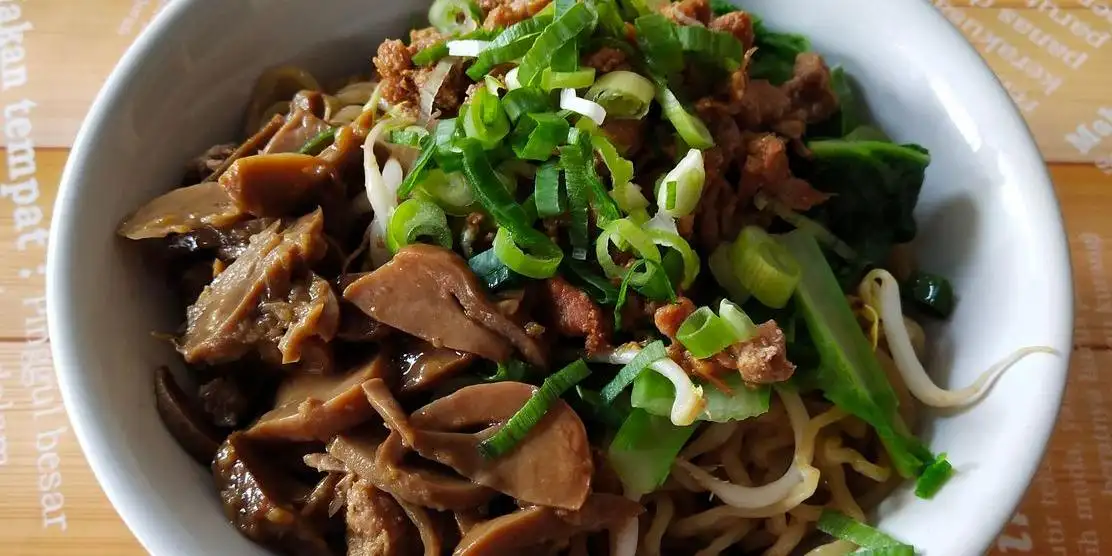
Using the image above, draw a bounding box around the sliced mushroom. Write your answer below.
[262,93,332,155]
[219,153,332,218]
[212,433,333,556]
[328,432,497,511]
[202,113,288,183]
[344,476,419,556]
[454,494,643,556]
[153,366,223,465]
[343,245,545,367]
[399,341,476,394]
[409,382,593,511]
[246,353,394,441]
[118,181,243,240]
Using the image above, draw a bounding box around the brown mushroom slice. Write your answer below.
[362,379,418,446]
[343,245,545,367]
[213,433,333,556]
[299,472,341,521]
[336,302,393,343]
[263,92,333,155]
[328,432,497,511]
[399,341,476,394]
[275,273,341,365]
[344,476,420,556]
[203,113,288,183]
[117,181,243,240]
[180,209,326,364]
[153,366,223,465]
[394,496,444,556]
[454,494,644,556]
[246,353,393,442]
[410,382,592,511]
[219,153,332,218]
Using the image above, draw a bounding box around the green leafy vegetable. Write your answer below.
[599,340,668,403]
[902,271,955,319]
[633,372,770,423]
[468,248,522,291]
[634,14,684,77]
[914,453,954,499]
[817,510,915,553]
[297,128,336,155]
[779,231,934,478]
[608,408,696,496]
[749,19,810,84]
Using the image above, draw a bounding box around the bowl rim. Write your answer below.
[46,0,1074,555]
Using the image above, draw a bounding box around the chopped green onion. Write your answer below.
[590,0,628,38]
[512,112,571,161]
[478,359,592,459]
[429,0,482,35]
[396,135,438,198]
[484,358,531,383]
[297,127,336,155]
[731,226,801,309]
[608,408,696,496]
[492,227,564,279]
[591,134,634,187]
[817,510,914,552]
[676,25,745,71]
[390,126,430,147]
[610,181,651,220]
[656,149,706,218]
[463,87,511,149]
[564,259,620,305]
[414,170,475,215]
[518,2,598,86]
[469,247,522,291]
[646,228,699,290]
[596,217,661,282]
[586,70,656,119]
[914,454,953,499]
[501,87,556,123]
[614,259,675,331]
[657,87,714,149]
[599,340,668,403]
[676,307,739,359]
[572,385,627,429]
[632,372,770,422]
[505,67,523,90]
[542,67,597,91]
[458,137,557,252]
[634,14,683,77]
[386,198,453,253]
[533,161,564,218]
[412,42,449,66]
[718,299,757,342]
[851,547,916,556]
[709,242,751,303]
[560,133,597,260]
[902,271,955,319]
[467,15,554,79]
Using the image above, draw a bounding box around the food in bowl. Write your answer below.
[114,0,1052,554]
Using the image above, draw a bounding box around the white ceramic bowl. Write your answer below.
[47,0,1073,554]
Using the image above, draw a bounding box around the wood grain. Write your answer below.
[0,1,1109,555]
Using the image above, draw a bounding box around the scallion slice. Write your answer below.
[709,242,751,303]
[511,112,570,161]
[656,148,706,218]
[390,126,430,147]
[469,247,521,291]
[560,136,594,260]
[501,87,556,123]
[478,359,592,459]
[297,127,336,155]
[656,87,714,149]
[718,299,757,342]
[429,0,482,35]
[816,510,915,553]
[914,454,953,499]
[447,39,491,57]
[560,88,607,125]
[592,134,634,186]
[414,169,476,215]
[463,87,511,149]
[676,306,739,359]
[646,228,699,290]
[599,340,668,403]
[676,25,745,71]
[518,2,598,86]
[458,138,554,252]
[386,198,453,253]
[533,161,564,218]
[467,15,554,79]
[564,259,619,305]
[396,135,438,198]
[586,70,655,120]
[412,42,450,66]
[542,67,598,91]
[730,226,801,309]
[596,217,661,282]
[492,227,564,278]
[634,14,683,77]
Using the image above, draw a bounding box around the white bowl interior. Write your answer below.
[48,1,1073,555]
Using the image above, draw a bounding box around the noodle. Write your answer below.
[641,494,674,556]
[822,436,890,482]
[693,520,755,556]
[720,426,752,485]
[762,516,808,556]
[805,540,858,556]
[682,422,738,459]
[815,457,866,522]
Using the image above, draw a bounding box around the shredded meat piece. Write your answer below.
[581,47,630,73]
[345,477,419,556]
[742,133,829,211]
[736,80,792,130]
[375,39,416,107]
[653,297,696,341]
[535,276,611,355]
[709,11,755,49]
[714,321,796,384]
[412,63,469,114]
[659,0,711,25]
[408,27,444,54]
[781,52,840,124]
[481,0,551,29]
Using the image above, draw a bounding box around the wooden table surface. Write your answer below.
[0,1,1109,554]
